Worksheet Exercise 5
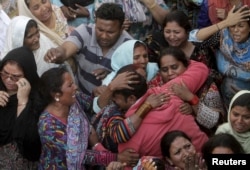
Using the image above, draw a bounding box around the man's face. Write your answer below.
[95,18,123,49]
[112,93,134,113]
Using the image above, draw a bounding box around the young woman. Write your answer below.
[3,15,59,75]
[0,47,41,169]
[191,6,250,108]
[215,90,250,153]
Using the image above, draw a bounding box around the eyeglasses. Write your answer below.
[0,71,24,82]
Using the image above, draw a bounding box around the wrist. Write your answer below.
[147,0,157,9]
[188,95,199,105]
[108,83,115,92]
[135,102,152,119]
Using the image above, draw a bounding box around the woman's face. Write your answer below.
[27,0,53,23]
[57,72,78,106]
[167,136,196,169]
[163,21,188,47]
[133,45,149,71]
[159,54,187,83]
[212,147,234,154]
[229,21,250,43]
[24,26,40,51]
[230,105,250,133]
[0,63,24,93]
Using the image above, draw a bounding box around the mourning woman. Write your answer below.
[0,47,41,169]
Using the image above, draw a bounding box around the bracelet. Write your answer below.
[216,24,220,31]
[188,95,199,105]
[135,102,152,119]
[148,1,157,9]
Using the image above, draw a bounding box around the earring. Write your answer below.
[55,97,60,102]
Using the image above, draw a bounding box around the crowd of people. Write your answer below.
[0,0,250,170]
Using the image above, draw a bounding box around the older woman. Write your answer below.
[3,15,60,75]
[18,0,76,73]
[93,40,159,114]
[37,66,139,169]
[118,47,209,158]
[0,47,41,169]
[18,0,70,44]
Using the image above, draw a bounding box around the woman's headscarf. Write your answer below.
[18,0,63,45]
[0,46,39,87]
[102,39,159,85]
[3,15,59,75]
[216,90,250,153]
[3,15,30,56]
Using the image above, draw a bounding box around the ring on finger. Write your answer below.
[161,98,164,102]
[128,80,132,84]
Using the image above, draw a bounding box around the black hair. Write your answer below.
[24,19,38,38]
[152,157,166,170]
[95,3,125,27]
[161,130,191,158]
[231,92,250,111]
[202,133,245,156]
[232,6,250,27]
[113,64,147,101]
[162,10,192,33]
[38,66,68,108]
[158,47,189,68]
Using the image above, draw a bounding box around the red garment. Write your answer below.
[119,61,209,159]
[208,0,250,24]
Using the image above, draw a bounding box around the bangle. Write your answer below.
[188,95,199,105]
[18,102,27,106]
[148,1,157,9]
[216,24,220,31]
[136,102,152,119]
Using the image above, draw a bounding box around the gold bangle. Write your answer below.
[148,1,157,9]
[136,102,153,119]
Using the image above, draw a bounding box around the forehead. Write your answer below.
[164,21,183,29]
[95,18,121,31]
[231,106,250,115]
[160,55,178,65]
[2,62,23,74]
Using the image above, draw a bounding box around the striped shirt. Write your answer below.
[66,24,133,95]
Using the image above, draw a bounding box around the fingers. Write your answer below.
[0,91,9,107]
[179,102,193,115]
[45,48,57,63]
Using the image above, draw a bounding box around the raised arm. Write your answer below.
[44,41,78,64]
[196,5,250,41]
[140,0,169,25]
